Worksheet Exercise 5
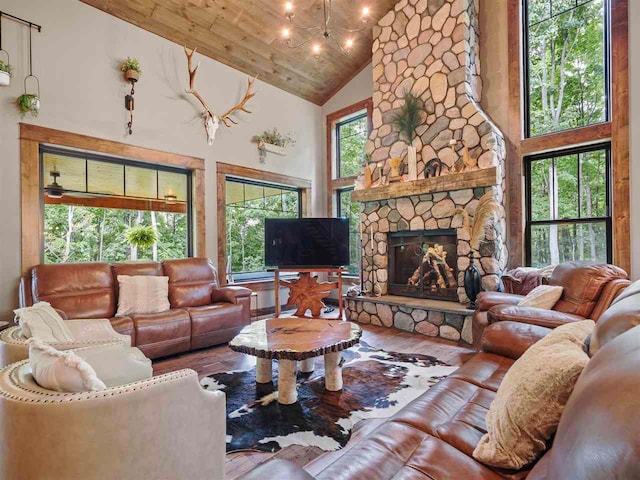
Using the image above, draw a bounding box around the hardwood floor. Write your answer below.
[153,324,476,479]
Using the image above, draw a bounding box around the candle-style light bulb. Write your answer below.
[285,1,294,12]
[345,38,354,50]
[282,27,291,38]
[362,6,370,16]
[312,43,321,55]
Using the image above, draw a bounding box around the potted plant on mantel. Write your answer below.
[392,91,423,182]
[252,128,296,159]
[0,59,11,87]
[121,57,142,82]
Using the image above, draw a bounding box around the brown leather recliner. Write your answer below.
[22,258,251,359]
[471,261,629,349]
[238,279,640,480]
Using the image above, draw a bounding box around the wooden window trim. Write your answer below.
[325,98,373,216]
[20,123,206,274]
[216,161,312,286]
[507,0,629,273]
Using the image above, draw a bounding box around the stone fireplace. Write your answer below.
[344,0,508,345]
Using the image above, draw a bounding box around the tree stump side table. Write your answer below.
[228,317,362,405]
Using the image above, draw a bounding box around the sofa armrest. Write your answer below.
[481,321,552,359]
[211,286,252,304]
[488,305,584,329]
[476,292,525,312]
[238,460,314,480]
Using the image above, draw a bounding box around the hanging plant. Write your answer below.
[16,93,39,117]
[0,59,11,86]
[125,225,157,250]
[252,128,295,159]
[121,57,142,82]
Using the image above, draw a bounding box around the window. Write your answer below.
[336,187,361,275]
[524,0,609,138]
[525,144,611,267]
[41,148,192,263]
[225,177,301,280]
[336,113,368,178]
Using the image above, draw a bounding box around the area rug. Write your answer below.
[200,341,458,453]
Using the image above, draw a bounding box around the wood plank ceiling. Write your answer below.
[80,0,397,105]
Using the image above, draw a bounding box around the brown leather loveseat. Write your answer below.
[240,279,640,480]
[21,258,251,359]
[472,261,629,349]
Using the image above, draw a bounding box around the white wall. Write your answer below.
[630,1,640,279]
[0,0,323,320]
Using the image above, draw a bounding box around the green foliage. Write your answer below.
[125,225,157,249]
[0,60,11,75]
[338,116,368,177]
[44,206,188,263]
[338,189,361,275]
[392,91,423,144]
[120,57,142,74]
[252,128,296,148]
[16,94,39,118]
[527,0,606,136]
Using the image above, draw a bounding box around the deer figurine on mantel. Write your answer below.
[184,46,257,145]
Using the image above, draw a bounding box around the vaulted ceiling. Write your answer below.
[80,0,396,105]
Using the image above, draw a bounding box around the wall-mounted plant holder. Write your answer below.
[121,57,141,135]
[17,75,40,117]
[259,141,287,156]
[0,11,41,89]
[0,50,10,86]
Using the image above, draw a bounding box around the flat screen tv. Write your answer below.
[265,218,350,268]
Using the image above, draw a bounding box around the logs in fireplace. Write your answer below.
[387,229,458,301]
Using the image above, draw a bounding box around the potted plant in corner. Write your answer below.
[252,128,296,159]
[16,93,40,117]
[121,57,142,82]
[0,59,11,87]
[392,91,423,182]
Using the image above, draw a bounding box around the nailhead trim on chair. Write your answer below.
[0,326,125,348]
[0,361,195,403]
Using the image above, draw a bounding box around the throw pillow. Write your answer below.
[518,285,564,310]
[28,338,107,392]
[473,320,594,470]
[13,302,74,342]
[116,275,170,316]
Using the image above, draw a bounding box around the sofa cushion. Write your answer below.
[517,285,563,310]
[473,320,594,470]
[32,262,116,319]
[116,275,170,316]
[186,303,245,349]
[449,353,514,392]
[28,338,106,392]
[550,262,627,318]
[163,258,219,308]
[131,309,191,359]
[13,302,74,342]
[314,420,504,480]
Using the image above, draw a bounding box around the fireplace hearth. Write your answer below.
[388,229,458,301]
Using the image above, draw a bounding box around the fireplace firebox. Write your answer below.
[387,229,458,301]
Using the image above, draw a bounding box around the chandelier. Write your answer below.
[281,0,371,58]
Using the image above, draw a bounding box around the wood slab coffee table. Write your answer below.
[229,317,362,405]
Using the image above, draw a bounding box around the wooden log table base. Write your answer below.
[228,317,362,405]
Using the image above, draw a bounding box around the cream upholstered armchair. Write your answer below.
[0,348,226,480]
[0,318,130,367]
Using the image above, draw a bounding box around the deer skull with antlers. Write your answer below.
[184,46,257,145]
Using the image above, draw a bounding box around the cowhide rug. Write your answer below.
[200,341,457,453]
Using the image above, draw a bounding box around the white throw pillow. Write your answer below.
[518,285,564,310]
[116,275,171,316]
[28,338,106,392]
[13,302,74,342]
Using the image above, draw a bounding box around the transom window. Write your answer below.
[41,147,192,263]
[523,0,609,138]
[525,143,611,267]
[336,112,368,178]
[336,187,361,275]
[225,177,301,280]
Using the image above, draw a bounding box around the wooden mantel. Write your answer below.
[351,167,500,203]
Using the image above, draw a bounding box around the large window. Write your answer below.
[525,144,611,267]
[41,148,191,263]
[524,0,609,137]
[225,177,301,280]
[337,187,361,275]
[336,113,368,178]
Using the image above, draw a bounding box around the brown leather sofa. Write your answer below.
[239,279,640,480]
[471,261,629,349]
[21,258,251,359]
